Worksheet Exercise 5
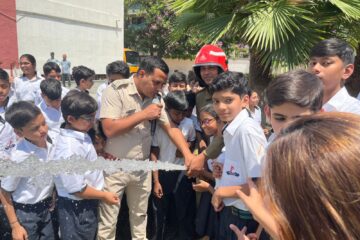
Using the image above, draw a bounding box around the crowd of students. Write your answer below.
[0,37,360,240]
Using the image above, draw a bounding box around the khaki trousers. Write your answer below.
[97,171,151,240]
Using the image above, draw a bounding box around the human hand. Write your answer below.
[192,179,210,193]
[100,151,117,160]
[211,190,224,212]
[102,192,120,205]
[212,162,223,178]
[143,103,162,121]
[229,225,258,240]
[235,179,264,218]
[12,222,28,240]
[187,153,205,177]
[153,181,163,198]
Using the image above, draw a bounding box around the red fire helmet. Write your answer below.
[193,45,228,87]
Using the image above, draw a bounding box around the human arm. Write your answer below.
[74,185,119,205]
[0,189,28,240]
[192,179,214,194]
[102,103,161,138]
[150,146,163,198]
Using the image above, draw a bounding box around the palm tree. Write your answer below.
[170,0,360,92]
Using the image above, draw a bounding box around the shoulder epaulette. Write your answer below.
[110,78,132,90]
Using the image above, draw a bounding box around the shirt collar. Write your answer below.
[323,87,349,112]
[60,128,88,141]
[224,108,249,136]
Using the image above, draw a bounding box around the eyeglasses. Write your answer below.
[78,114,96,122]
[201,118,215,126]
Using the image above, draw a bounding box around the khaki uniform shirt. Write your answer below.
[100,77,168,160]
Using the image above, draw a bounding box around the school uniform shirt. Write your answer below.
[249,107,262,125]
[96,81,109,119]
[13,74,43,102]
[323,87,360,114]
[219,108,267,211]
[38,100,63,130]
[53,128,104,200]
[1,131,57,204]
[61,86,70,99]
[0,114,17,159]
[100,77,170,160]
[152,117,196,165]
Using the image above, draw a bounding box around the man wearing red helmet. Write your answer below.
[188,45,228,176]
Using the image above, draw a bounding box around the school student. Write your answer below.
[264,69,323,142]
[38,78,63,130]
[248,90,262,125]
[167,71,188,92]
[0,68,17,240]
[96,61,130,119]
[53,91,119,239]
[151,91,196,240]
[1,101,57,240]
[309,38,360,113]
[72,65,96,93]
[209,72,267,240]
[43,61,70,99]
[13,54,43,102]
[236,112,360,239]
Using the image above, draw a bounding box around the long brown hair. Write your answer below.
[264,112,360,240]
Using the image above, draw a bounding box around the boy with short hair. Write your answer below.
[151,90,196,240]
[43,62,70,98]
[72,65,96,93]
[309,38,360,113]
[168,71,188,92]
[0,68,17,240]
[96,61,130,119]
[209,72,267,240]
[38,78,63,130]
[1,101,56,240]
[53,91,119,239]
[265,69,323,141]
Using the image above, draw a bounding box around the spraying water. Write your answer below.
[0,155,186,179]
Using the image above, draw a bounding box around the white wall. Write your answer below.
[16,0,124,74]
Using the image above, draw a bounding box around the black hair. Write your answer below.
[5,101,42,129]
[40,78,62,100]
[164,91,188,111]
[200,104,219,119]
[20,54,36,66]
[137,56,169,75]
[310,38,355,65]
[194,66,223,88]
[61,90,97,122]
[43,62,61,76]
[209,71,248,97]
[106,60,130,78]
[72,66,95,86]
[265,69,323,112]
[88,120,107,143]
[169,71,187,85]
[185,91,196,109]
[247,88,253,98]
[0,68,9,82]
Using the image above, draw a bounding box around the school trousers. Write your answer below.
[97,171,151,240]
[13,198,54,240]
[0,203,12,240]
[57,196,99,240]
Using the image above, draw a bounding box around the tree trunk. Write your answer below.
[248,48,272,95]
[345,43,360,97]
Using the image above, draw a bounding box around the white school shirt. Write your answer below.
[0,113,17,159]
[219,109,267,211]
[13,74,43,102]
[96,81,109,119]
[53,128,104,200]
[61,86,70,99]
[38,100,64,130]
[323,87,360,114]
[249,107,262,125]
[1,131,57,204]
[152,117,196,164]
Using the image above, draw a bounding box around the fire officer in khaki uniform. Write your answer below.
[97,56,194,240]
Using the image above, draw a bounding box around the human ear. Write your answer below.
[342,64,354,81]
[14,129,24,138]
